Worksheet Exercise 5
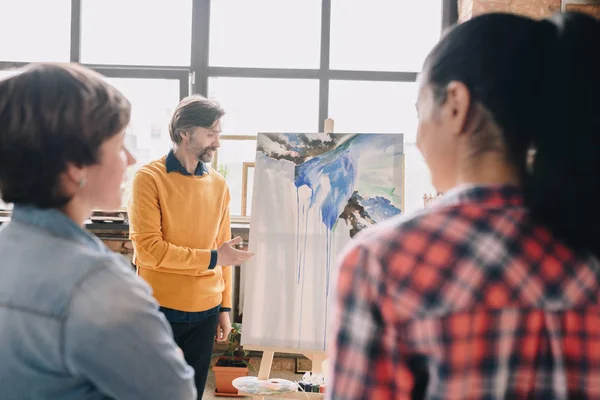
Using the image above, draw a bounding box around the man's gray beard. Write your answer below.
[198,149,214,163]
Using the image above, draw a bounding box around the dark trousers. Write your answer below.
[160,306,220,399]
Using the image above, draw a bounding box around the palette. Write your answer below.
[232,376,297,395]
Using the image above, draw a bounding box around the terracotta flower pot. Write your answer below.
[212,356,250,394]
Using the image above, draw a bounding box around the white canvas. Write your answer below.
[242,133,404,352]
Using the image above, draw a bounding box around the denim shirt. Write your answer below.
[0,205,196,400]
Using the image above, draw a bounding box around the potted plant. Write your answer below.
[212,322,253,396]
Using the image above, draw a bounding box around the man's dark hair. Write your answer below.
[0,63,131,208]
[169,95,225,144]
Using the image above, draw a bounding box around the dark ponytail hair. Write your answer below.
[424,12,600,258]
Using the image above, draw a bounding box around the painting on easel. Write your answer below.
[242,132,404,352]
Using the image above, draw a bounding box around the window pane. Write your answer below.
[0,0,70,62]
[330,0,442,71]
[404,143,435,214]
[212,139,257,217]
[208,77,319,216]
[328,80,418,141]
[81,0,192,66]
[0,198,12,211]
[103,78,181,207]
[208,77,319,134]
[209,0,321,68]
[0,70,21,80]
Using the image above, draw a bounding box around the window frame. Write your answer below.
[0,0,457,216]
[196,0,457,133]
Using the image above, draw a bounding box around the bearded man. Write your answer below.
[128,95,253,398]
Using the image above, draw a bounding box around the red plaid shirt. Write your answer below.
[329,184,600,400]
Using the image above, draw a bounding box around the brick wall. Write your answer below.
[566,3,600,18]
[459,0,474,21]
[459,0,600,21]
[460,0,560,20]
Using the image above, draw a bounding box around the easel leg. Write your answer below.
[257,350,274,380]
[252,350,274,400]
[310,354,324,374]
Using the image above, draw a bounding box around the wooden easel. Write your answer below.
[238,119,335,400]
[240,345,327,399]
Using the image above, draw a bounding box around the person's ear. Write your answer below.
[442,81,471,137]
[179,131,188,142]
[59,162,87,197]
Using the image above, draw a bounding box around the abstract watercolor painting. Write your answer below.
[241,133,404,352]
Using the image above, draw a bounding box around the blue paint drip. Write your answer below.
[295,153,358,231]
[324,229,333,347]
[296,190,301,284]
[297,192,312,344]
[297,194,304,342]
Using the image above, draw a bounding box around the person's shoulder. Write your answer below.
[336,205,474,321]
[205,166,229,196]
[65,245,137,291]
[6,219,128,276]
[132,157,169,190]
[137,156,168,177]
[67,252,153,319]
[207,166,227,184]
[0,222,138,319]
[339,205,464,279]
[347,207,433,253]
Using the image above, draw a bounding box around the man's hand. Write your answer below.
[216,236,254,266]
[216,312,232,342]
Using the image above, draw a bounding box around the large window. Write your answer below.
[328,80,418,137]
[208,77,320,134]
[0,0,455,216]
[209,0,322,69]
[0,0,71,62]
[0,70,20,80]
[330,1,442,71]
[206,0,444,216]
[103,77,183,207]
[81,0,193,66]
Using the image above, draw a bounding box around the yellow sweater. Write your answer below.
[128,156,232,312]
